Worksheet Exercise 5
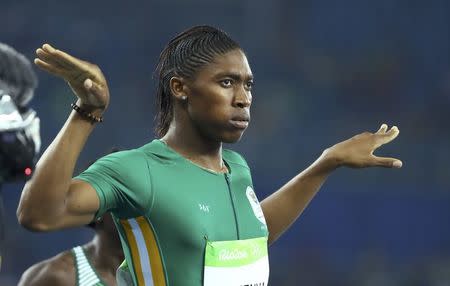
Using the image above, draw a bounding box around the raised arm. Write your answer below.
[262,124,402,245]
[16,44,110,231]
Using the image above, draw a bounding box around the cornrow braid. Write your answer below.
[154,26,241,137]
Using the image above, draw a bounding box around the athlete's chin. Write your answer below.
[221,130,246,143]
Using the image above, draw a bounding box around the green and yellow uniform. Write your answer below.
[76,140,269,286]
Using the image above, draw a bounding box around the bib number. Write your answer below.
[203,237,269,286]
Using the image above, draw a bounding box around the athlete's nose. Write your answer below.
[233,86,252,108]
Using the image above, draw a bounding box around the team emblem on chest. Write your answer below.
[246,186,267,225]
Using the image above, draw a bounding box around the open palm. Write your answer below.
[325,124,402,169]
[34,44,109,110]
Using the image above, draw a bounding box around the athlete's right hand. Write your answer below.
[34,44,109,112]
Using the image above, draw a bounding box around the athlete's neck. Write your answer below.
[162,124,225,173]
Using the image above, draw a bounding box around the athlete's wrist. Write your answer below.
[313,148,342,174]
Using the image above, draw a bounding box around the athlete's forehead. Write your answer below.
[196,49,253,80]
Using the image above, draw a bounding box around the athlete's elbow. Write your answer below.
[17,214,44,232]
[17,208,54,232]
[17,184,62,231]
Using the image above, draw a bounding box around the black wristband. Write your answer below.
[71,102,104,123]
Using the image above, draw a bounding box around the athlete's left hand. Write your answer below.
[321,124,402,169]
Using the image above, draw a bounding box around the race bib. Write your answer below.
[204,237,269,286]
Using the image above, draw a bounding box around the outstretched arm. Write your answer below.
[17,44,110,231]
[261,124,402,245]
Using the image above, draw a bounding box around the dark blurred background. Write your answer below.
[1,0,450,285]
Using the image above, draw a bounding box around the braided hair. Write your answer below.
[154,26,241,137]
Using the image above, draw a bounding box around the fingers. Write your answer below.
[35,47,68,76]
[42,43,56,53]
[42,44,80,69]
[35,43,102,89]
[374,124,400,147]
[37,44,88,72]
[383,125,399,141]
[34,58,63,77]
[372,155,403,168]
[37,45,68,69]
[36,48,59,66]
[376,123,388,134]
[35,45,69,77]
[371,124,401,168]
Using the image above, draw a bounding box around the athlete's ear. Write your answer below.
[170,76,190,101]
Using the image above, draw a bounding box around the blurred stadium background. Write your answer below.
[1,0,450,285]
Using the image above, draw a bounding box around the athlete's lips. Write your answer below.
[230,114,250,129]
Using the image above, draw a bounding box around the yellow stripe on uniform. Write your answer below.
[121,219,146,285]
[136,216,166,286]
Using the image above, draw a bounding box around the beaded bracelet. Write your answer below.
[71,102,104,123]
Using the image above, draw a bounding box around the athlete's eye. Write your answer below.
[220,79,233,88]
[245,80,254,91]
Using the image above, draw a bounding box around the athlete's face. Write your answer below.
[186,49,253,143]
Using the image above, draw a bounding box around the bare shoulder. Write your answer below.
[18,250,75,286]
